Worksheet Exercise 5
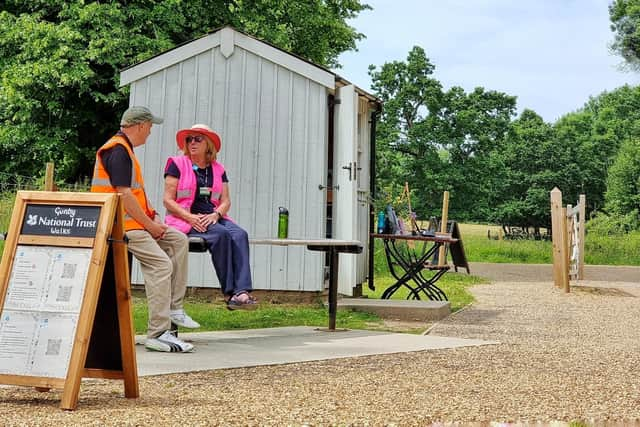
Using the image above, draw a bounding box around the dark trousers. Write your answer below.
[189,219,253,296]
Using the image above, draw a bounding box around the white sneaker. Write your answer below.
[169,309,201,328]
[145,330,194,353]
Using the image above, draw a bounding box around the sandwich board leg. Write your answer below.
[113,198,139,398]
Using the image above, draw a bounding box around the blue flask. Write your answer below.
[377,211,385,234]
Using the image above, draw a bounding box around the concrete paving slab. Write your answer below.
[338,298,451,321]
[135,326,498,376]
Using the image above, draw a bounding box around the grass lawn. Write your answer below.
[132,268,489,335]
[458,223,553,264]
[133,296,381,335]
[363,271,488,312]
[458,222,640,266]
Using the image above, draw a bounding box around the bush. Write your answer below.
[604,137,640,216]
[586,210,640,235]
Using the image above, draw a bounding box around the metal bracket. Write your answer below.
[108,236,129,244]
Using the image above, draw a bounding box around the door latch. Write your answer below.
[342,162,359,181]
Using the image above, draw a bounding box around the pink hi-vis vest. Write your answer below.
[164,155,231,233]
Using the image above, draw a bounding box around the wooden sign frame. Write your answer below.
[0,191,138,410]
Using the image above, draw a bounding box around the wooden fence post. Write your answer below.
[566,203,574,280]
[562,206,570,293]
[44,162,55,191]
[438,191,450,266]
[578,194,586,280]
[550,187,564,288]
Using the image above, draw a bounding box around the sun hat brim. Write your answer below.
[176,126,221,151]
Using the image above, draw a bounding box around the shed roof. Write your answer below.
[120,25,380,106]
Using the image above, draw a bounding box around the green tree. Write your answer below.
[552,85,640,212]
[369,46,516,221]
[0,0,369,181]
[369,46,444,217]
[491,109,561,229]
[605,137,640,215]
[609,0,640,69]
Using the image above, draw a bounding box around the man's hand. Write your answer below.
[147,221,168,240]
[117,187,166,239]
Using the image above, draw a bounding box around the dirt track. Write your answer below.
[469,262,640,283]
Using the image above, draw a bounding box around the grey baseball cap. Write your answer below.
[120,106,164,126]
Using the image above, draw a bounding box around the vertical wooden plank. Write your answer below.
[44,163,55,191]
[550,187,563,288]
[0,193,27,310]
[112,197,139,398]
[236,50,259,228]
[578,194,586,280]
[250,58,276,289]
[438,191,450,266]
[287,74,309,290]
[61,195,118,410]
[301,83,327,290]
[561,207,570,293]
[566,203,574,280]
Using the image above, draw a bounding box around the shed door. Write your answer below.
[333,84,359,295]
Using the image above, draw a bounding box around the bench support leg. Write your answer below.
[328,247,339,331]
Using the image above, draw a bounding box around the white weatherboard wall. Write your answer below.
[122,28,332,292]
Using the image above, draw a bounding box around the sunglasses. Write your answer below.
[186,135,205,144]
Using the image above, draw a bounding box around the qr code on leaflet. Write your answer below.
[56,286,72,302]
[61,263,76,279]
[46,339,62,356]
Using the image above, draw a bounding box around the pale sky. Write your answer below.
[334,0,640,123]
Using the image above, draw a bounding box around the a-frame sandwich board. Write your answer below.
[0,191,138,410]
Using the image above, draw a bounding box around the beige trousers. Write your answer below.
[126,227,188,338]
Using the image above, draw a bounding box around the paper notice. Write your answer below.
[3,247,50,310]
[4,246,91,312]
[0,310,77,378]
[0,311,39,375]
[29,313,77,378]
[0,245,92,378]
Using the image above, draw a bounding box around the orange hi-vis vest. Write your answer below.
[91,134,155,231]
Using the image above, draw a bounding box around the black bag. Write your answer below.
[384,204,400,234]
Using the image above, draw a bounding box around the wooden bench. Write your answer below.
[187,236,363,331]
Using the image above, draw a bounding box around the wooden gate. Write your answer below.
[550,187,586,292]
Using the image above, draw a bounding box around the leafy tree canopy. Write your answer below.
[0,0,370,180]
[609,0,640,69]
[369,46,516,220]
[605,137,640,215]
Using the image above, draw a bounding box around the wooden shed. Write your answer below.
[120,26,380,296]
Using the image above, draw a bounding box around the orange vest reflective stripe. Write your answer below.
[91,135,155,231]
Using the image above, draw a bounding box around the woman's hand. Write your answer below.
[193,212,220,232]
[189,213,207,233]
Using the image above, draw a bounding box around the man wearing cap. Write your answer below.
[91,106,199,353]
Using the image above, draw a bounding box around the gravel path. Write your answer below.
[2,277,640,424]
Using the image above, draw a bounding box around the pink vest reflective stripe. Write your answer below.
[165,155,231,233]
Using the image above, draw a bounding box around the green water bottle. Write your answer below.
[278,207,289,238]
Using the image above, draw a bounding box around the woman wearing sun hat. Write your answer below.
[163,124,256,310]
